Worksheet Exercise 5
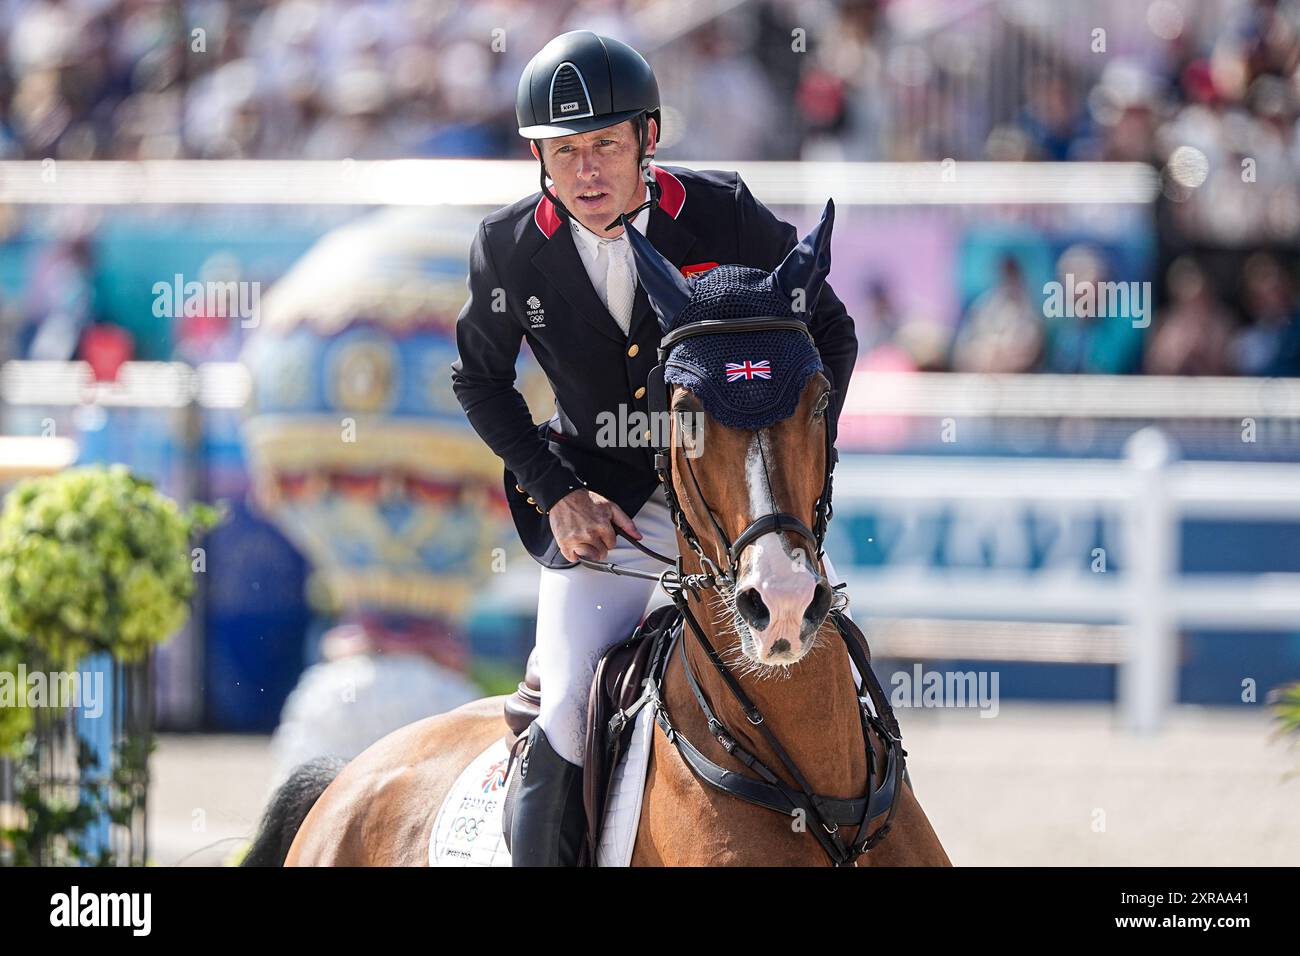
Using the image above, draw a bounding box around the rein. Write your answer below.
[573,315,906,866]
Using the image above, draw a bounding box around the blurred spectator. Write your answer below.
[1042,245,1145,375]
[172,252,251,365]
[1016,65,1094,161]
[78,320,134,380]
[858,277,900,355]
[1232,251,1300,375]
[1145,257,1238,375]
[1092,60,1162,162]
[20,232,98,361]
[951,255,1044,373]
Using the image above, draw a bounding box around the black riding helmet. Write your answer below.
[516,30,662,227]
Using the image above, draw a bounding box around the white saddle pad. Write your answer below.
[429,704,655,867]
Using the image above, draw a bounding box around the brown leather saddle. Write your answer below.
[500,603,682,865]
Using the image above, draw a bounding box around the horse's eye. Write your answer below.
[813,392,830,418]
[676,409,703,449]
[675,409,694,438]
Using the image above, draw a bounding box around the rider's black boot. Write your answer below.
[508,722,586,866]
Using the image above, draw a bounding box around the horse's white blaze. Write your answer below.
[735,431,818,663]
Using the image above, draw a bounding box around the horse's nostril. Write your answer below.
[803,581,832,626]
[736,587,770,631]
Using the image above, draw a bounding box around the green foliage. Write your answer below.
[0,732,154,866]
[1271,681,1300,748]
[0,464,221,864]
[0,617,33,757]
[0,463,223,665]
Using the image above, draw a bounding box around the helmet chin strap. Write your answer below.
[535,142,572,224]
[604,170,660,232]
[604,114,660,231]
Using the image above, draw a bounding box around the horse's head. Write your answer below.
[625,200,838,667]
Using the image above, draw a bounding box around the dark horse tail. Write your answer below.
[241,756,347,866]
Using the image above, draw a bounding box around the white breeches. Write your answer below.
[533,483,856,765]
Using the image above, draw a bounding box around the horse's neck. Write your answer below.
[674,583,869,800]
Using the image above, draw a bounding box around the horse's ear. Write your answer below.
[623,214,691,334]
[773,199,835,319]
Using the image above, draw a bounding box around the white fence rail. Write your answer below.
[0,160,1157,207]
[835,428,1300,733]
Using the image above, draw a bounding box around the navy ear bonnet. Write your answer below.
[663,266,822,430]
[623,198,836,432]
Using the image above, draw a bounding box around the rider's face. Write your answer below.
[536,118,657,239]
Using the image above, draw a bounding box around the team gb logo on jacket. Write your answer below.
[526,295,546,329]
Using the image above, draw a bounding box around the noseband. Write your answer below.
[572,315,906,866]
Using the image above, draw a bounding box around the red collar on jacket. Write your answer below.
[533,166,685,239]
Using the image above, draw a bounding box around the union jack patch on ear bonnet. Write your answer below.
[621,199,836,430]
[725,360,772,382]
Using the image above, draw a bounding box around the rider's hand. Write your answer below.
[549,488,641,563]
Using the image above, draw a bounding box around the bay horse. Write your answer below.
[250,200,950,867]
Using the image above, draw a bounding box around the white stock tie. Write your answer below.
[604,237,636,337]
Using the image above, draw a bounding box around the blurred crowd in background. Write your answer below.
[0,0,1298,376]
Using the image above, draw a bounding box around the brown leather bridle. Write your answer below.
[573,315,906,866]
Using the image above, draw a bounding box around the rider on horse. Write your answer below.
[450,29,859,866]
